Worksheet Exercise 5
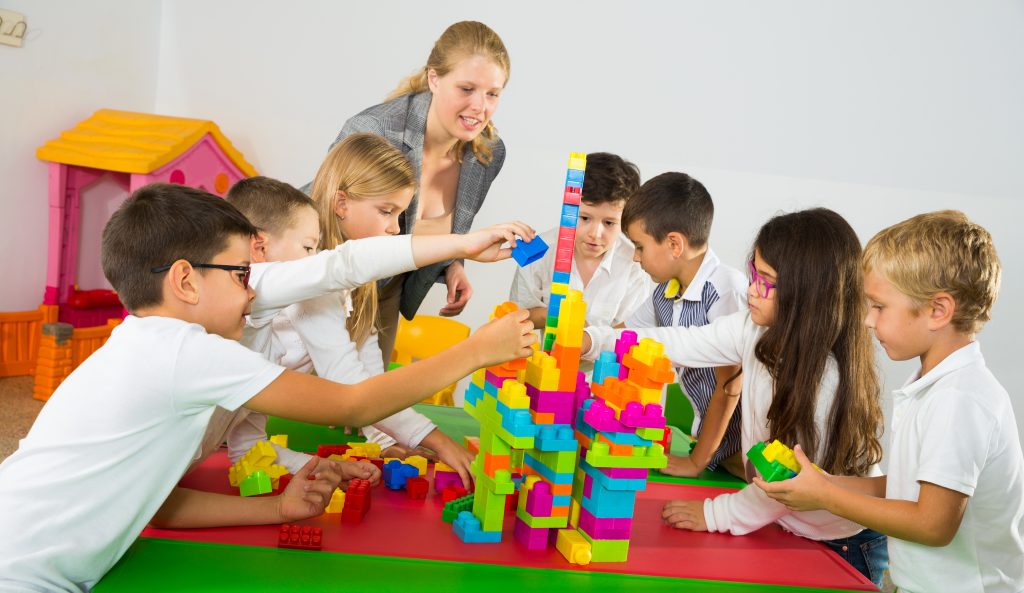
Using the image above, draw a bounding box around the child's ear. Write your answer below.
[334,190,349,221]
[666,231,688,258]
[251,232,269,263]
[167,260,201,306]
[426,68,440,92]
[927,292,957,330]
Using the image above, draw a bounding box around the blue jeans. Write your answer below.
[824,528,889,589]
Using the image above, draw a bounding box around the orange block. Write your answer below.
[551,483,573,496]
[484,453,511,475]
[550,506,569,518]
[530,410,555,424]
[598,434,633,457]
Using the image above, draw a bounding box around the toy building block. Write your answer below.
[383,460,419,490]
[434,464,463,493]
[511,235,549,267]
[747,441,796,482]
[316,444,351,458]
[556,529,592,565]
[442,493,475,523]
[346,442,382,459]
[453,511,502,543]
[584,441,667,470]
[578,529,629,562]
[404,455,428,476]
[325,489,346,513]
[441,485,469,504]
[240,470,272,497]
[406,476,429,500]
[341,479,371,524]
[269,434,288,447]
[514,517,550,550]
[278,524,322,551]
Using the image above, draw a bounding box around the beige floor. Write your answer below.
[0,376,41,461]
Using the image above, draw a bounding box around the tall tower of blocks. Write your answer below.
[459,153,673,563]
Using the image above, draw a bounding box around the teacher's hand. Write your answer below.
[439,261,472,316]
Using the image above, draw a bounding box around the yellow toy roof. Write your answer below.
[36,109,257,176]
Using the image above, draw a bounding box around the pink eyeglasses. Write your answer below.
[748,260,776,298]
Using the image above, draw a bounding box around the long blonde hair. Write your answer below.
[309,133,417,346]
[387,20,510,166]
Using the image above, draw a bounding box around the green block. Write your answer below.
[239,470,271,497]
[470,462,515,496]
[510,448,525,471]
[571,467,586,500]
[442,494,475,523]
[746,442,795,482]
[635,426,665,441]
[585,442,667,469]
[579,530,630,562]
[516,508,571,529]
[543,331,556,351]
[474,484,508,532]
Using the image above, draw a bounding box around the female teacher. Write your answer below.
[329,20,511,364]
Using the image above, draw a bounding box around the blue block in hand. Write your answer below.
[511,235,549,267]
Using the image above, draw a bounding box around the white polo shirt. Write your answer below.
[887,341,1024,593]
[509,227,651,328]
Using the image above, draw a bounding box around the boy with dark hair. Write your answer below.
[621,172,747,478]
[0,183,535,591]
[510,152,651,331]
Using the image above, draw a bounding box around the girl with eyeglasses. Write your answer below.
[582,208,888,588]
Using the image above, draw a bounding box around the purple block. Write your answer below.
[571,373,591,429]
[433,470,463,493]
[602,466,649,479]
[614,331,639,361]
[578,506,633,540]
[581,398,631,433]
[485,370,515,389]
[513,517,550,550]
[526,385,575,424]
[619,402,667,429]
[525,481,553,516]
[618,363,630,380]
[583,474,593,498]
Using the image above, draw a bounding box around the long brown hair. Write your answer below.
[387,21,509,165]
[753,208,883,476]
[309,133,417,346]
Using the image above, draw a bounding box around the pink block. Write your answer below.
[485,370,515,388]
[525,481,553,516]
[620,402,667,429]
[601,466,649,480]
[581,398,631,433]
[513,517,550,551]
[578,507,633,540]
[614,331,639,361]
[563,187,582,205]
[583,474,593,498]
[433,470,462,493]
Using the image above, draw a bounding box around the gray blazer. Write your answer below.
[333,91,506,319]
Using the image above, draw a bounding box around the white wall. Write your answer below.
[0,0,161,309]
[3,1,1022,444]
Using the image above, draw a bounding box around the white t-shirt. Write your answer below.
[509,228,651,328]
[887,342,1024,593]
[585,312,870,540]
[0,316,284,592]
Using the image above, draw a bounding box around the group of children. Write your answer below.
[0,137,1019,593]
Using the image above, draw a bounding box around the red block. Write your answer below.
[406,477,429,500]
[278,524,322,550]
[316,444,351,458]
[441,485,468,503]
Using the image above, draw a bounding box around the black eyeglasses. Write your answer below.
[151,262,251,289]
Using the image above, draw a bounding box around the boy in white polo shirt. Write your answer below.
[620,172,747,478]
[757,210,1024,593]
[509,152,651,333]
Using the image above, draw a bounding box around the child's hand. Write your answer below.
[277,455,342,522]
[460,222,536,263]
[336,459,381,488]
[439,261,471,317]
[472,309,537,367]
[659,454,704,478]
[381,444,439,462]
[753,444,829,512]
[423,432,476,490]
[662,499,708,531]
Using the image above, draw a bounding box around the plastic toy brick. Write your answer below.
[523,351,561,391]
[619,402,667,430]
[497,380,530,410]
[278,524,323,551]
[745,440,822,482]
[560,203,580,228]
[404,455,428,476]
[563,185,582,205]
[515,507,570,529]
[580,398,631,433]
[441,493,475,523]
[441,485,469,503]
[534,424,578,452]
[578,506,632,540]
[453,511,502,543]
[434,469,463,493]
[383,460,420,490]
[524,480,554,516]
[472,466,515,496]
[613,331,640,361]
[513,517,550,550]
[344,479,372,518]
[556,528,592,565]
[347,442,382,459]
[406,476,429,500]
[579,460,648,492]
[579,529,629,562]
[316,444,351,458]
[464,436,480,454]
[511,235,549,267]
[240,470,272,497]
[269,434,288,447]
[584,441,667,470]
[325,489,346,513]
[592,352,622,386]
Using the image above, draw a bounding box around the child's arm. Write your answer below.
[251,223,536,323]
[756,445,968,546]
[662,365,741,477]
[226,411,314,474]
[150,456,340,529]
[584,310,747,367]
[245,310,536,428]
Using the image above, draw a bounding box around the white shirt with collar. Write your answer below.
[887,341,1024,593]
[509,228,652,329]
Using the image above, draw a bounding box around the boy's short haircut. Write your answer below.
[581,152,641,206]
[101,183,258,312]
[226,176,316,235]
[621,172,713,246]
[863,210,1001,334]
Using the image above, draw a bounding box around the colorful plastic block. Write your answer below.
[511,235,549,267]
[441,485,469,503]
[556,528,592,565]
[240,470,271,497]
[513,517,550,550]
[404,455,428,476]
[383,460,419,490]
[278,524,322,551]
[325,489,346,513]
[453,511,502,543]
[406,476,429,500]
[442,493,475,523]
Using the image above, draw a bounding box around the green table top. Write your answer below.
[96,537,861,593]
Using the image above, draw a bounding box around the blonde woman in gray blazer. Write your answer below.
[329,21,512,365]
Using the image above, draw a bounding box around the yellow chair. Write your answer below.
[391,315,471,406]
